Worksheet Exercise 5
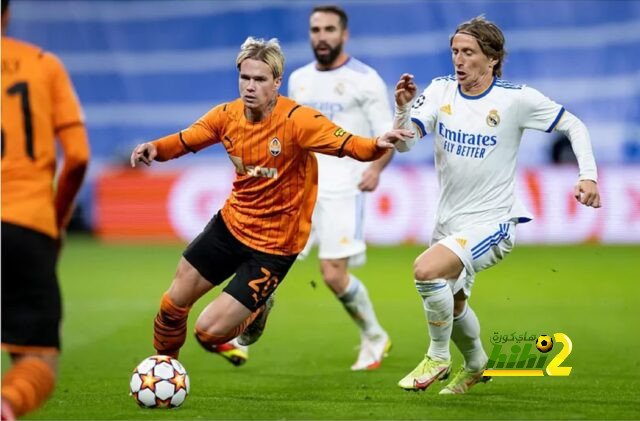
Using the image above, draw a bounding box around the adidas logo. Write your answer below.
[455,238,467,248]
[440,104,452,115]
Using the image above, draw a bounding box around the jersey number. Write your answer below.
[1,81,35,160]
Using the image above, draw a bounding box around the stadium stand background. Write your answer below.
[6,0,640,243]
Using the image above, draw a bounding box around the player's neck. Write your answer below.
[316,52,349,71]
[244,96,278,122]
[460,74,494,96]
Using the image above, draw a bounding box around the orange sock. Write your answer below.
[194,308,261,351]
[153,292,191,359]
[1,357,55,417]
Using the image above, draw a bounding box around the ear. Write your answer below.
[342,27,349,43]
[274,76,282,91]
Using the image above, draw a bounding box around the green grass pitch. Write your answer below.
[4,236,639,419]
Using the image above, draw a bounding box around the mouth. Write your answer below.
[315,43,331,55]
[456,70,467,79]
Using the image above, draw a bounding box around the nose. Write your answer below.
[246,79,256,91]
[453,53,464,67]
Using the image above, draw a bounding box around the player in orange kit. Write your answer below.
[130,36,411,363]
[1,0,90,419]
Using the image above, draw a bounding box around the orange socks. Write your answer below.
[153,292,191,359]
[194,309,261,351]
[1,357,55,417]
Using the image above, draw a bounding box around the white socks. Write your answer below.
[338,274,385,338]
[451,303,488,372]
[415,280,453,362]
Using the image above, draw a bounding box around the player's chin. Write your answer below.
[242,98,259,108]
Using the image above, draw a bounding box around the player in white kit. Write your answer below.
[288,5,394,370]
[392,16,601,393]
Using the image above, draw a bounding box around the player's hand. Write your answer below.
[574,179,601,208]
[377,129,415,149]
[395,73,417,107]
[358,167,381,192]
[130,143,157,167]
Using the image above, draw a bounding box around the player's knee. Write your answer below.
[413,262,439,282]
[194,324,227,348]
[320,261,348,293]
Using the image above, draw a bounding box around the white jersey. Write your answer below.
[411,75,595,231]
[288,57,392,197]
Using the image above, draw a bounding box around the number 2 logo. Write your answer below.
[546,333,573,376]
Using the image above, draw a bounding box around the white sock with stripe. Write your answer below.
[338,274,385,338]
[415,280,453,362]
[451,302,488,372]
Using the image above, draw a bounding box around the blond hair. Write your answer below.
[236,36,285,79]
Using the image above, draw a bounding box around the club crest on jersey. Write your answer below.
[486,109,500,127]
[269,137,281,156]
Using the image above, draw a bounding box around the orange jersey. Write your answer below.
[151,96,385,255]
[2,37,90,238]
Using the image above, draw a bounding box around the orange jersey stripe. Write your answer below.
[151,96,385,255]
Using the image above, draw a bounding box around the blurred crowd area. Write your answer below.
[6,0,640,241]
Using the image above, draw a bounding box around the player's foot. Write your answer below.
[351,332,392,371]
[439,366,492,395]
[1,397,16,421]
[238,295,275,346]
[397,355,451,391]
[210,338,249,366]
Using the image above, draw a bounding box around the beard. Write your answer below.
[312,41,342,66]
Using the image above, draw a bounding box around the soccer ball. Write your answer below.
[536,335,554,353]
[129,355,190,408]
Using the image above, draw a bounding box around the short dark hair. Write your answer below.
[2,0,9,16]
[311,5,348,29]
[451,15,507,77]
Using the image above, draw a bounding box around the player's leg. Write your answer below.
[398,244,461,390]
[0,223,60,418]
[438,290,491,395]
[450,290,488,373]
[439,222,515,394]
[194,245,297,350]
[153,257,215,358]
[154,213,242,359]
[321,258,390,370]
[317,194,390,370]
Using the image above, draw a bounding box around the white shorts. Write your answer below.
[298,193,366,267]
[434,221,516,297]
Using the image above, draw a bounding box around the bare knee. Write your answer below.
[413,260,440,282]
[320,259,349,295]
[413,245,464,281]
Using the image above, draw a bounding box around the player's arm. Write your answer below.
[359,72,395,191]
[393,73,421,152]
[553,112,601,208]
[47,53,90,230]
[131,105,224,167]
[293,106,411,161]
[520,87,600,208]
